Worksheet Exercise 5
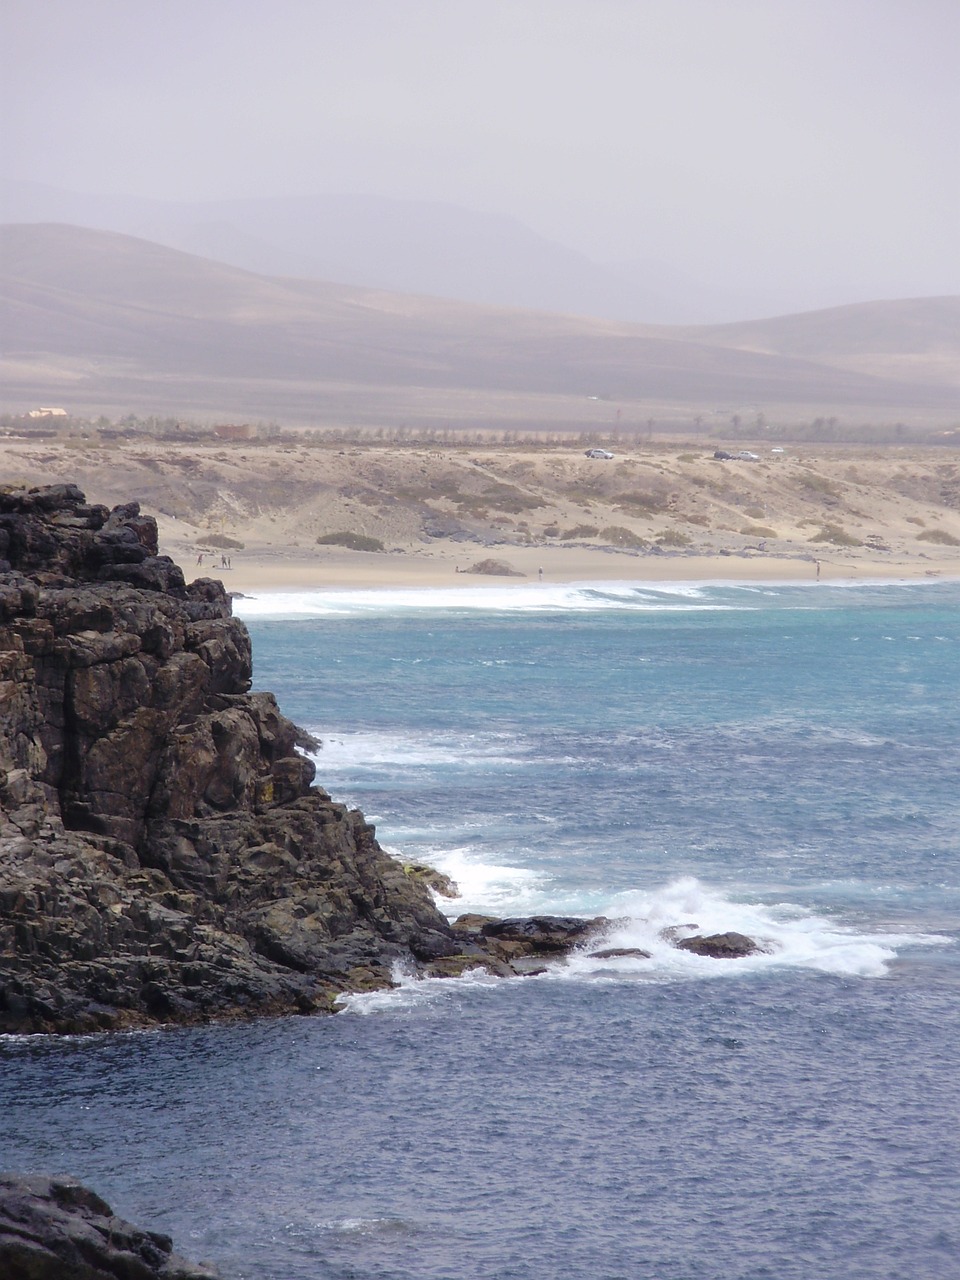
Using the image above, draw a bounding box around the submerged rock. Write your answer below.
[0,1173,220,1278]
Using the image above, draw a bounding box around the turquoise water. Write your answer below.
[3,579,959,1279]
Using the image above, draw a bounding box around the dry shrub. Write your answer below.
[616,489,670,514]
[655,529,692,548]
[464,558,524,576]
[808,524,862,547]
[599,526,648,548]
[800,473,843,500]
[916,528,960,546]
[316,532,385,552]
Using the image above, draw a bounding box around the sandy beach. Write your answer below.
[4,433,959,593]
[189,543,958,597]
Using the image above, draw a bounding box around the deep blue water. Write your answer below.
[3,579,959,1279]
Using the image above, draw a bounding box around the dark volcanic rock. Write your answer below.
[0,486,467,1032]
[0,1173,220,1278]
[588,947,652,960]
[402,862,460,899]
[474,915,608,959]
[675,931,761,958]
[0,485,604,1034]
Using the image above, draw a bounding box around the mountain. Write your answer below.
[0,179,690,323]
[1,223,955,426]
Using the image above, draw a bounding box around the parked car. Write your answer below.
[584,449,614,459]
[713,449,733,460]
[736,451,760,461]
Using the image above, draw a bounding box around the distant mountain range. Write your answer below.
[0,179,849,325]
[1,223,957,427]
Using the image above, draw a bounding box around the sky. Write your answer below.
[2,0,958,307]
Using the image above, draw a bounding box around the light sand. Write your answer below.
[4,434,959,593]
[190,543,956,596]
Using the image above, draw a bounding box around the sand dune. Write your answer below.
[3,434,958,590]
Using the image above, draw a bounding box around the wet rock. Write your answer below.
[675,931,761,958]
[0,1173,220,1278]
[402,862,460,898]
[478,915,608,956]
[588,947,652,960]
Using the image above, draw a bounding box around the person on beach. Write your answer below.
[816,559,821,580]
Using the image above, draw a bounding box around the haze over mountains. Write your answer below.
[1,222,957,432]
[0,179,887,326]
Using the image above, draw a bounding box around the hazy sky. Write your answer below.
[3,0,958,302]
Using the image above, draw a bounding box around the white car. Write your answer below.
[736,450,760,461]
[584,449,614,459]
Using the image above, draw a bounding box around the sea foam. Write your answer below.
[233,580,751,619]
[337,873,949,1016]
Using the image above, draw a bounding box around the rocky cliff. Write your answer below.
[0,484,760,1035]
[0,484,518,1033]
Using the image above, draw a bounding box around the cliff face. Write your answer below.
[0,485,462,1033]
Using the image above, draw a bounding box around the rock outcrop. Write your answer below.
[0,485,761,1035]
[0,1173,220,1279]
[0,485,506,1033]
[675,930,762,958]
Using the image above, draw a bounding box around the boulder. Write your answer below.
[477,915,608,958]
[675,931,761,958]
[402,862,460,898]
[0,1173,220,1278]
[587,947,652,960]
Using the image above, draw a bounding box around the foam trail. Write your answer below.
[307,729,527,773]
[560,876,949,980]
[419,846,551,917]
[233,581,753,619]
[337,874,951,1015]
[336,961,503,1016]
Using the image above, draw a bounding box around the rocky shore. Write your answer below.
[0,484,761,1037]
[0,484,636,1035]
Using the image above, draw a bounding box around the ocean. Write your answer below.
[3,578,959,1279]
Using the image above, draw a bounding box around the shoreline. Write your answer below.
[171,544,960,597]
[5,435,959,593]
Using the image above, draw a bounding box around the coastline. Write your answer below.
[169,543,959,597]
[5,434,959,594]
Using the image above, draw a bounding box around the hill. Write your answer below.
[3,434,959,590]
[1,223,957,428]
[0,178,756,323]
[686,297,960,391]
